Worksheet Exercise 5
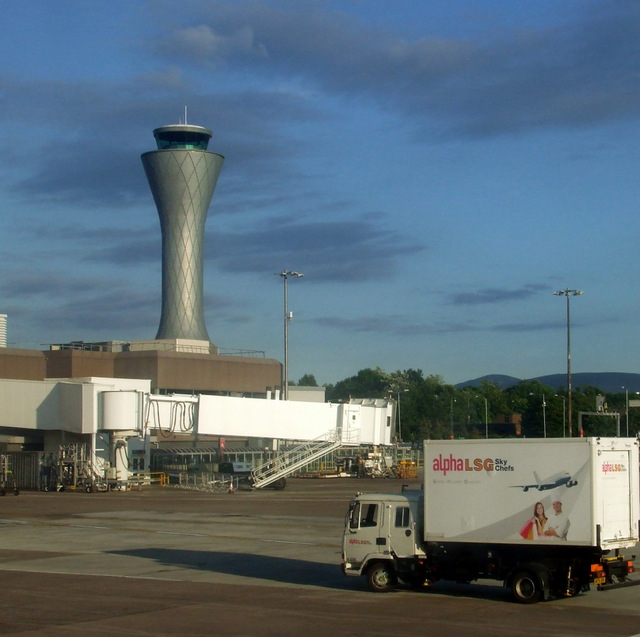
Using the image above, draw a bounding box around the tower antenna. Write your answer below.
[184,105,188,125]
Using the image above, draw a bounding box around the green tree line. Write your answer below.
[293,368,636,441]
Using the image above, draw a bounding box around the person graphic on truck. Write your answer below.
[543,499,570,540]
[532,502,548,538]
[520,502,547,540]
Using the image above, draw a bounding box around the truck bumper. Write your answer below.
[597,578,640,591]
[341,562,363,577]
[594,556,638,590]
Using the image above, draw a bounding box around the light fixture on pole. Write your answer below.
[553,288,583,437]
[275,270,304,400]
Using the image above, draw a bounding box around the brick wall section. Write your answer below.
[0,348,281,395]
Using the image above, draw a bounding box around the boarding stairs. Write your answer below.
[251,427,359,489]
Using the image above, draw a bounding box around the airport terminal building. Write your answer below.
[0,342,282,397]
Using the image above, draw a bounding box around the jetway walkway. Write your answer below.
[251,427,359,489]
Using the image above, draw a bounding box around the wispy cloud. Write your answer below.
[3,1,638,221]
[0,273,99,298]
[310,312,560,337]
[447,284,548,306]
[156,0,640,138]
[207,214,425,281]
[42,289,158,332]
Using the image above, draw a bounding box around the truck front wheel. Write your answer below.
[511,570,542,604]
[367,562,397,593]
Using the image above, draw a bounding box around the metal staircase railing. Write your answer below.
[251,428,355,489]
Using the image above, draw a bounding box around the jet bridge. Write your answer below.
[146,392,393,487]
[0,376,394,489]
[145,393,394,447]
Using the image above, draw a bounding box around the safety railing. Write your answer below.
[174,472,239,493]
[127,472,170,488]
[251,430,345,489]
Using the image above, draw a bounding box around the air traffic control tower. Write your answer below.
[142,123,224,346]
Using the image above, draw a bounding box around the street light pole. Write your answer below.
[387,387,408,442]
[275,270,304,400]
[483,396,488,439]
[557,394,566,437]
[623,387,629,436]
[529,391,546,437]
[475,395,489,438]
[450,398,456,439]
[553,289,583,437]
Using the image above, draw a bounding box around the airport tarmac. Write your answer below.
[1,478,640,636]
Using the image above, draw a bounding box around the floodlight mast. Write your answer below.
[275,271,304,400]
[553,289,583,437]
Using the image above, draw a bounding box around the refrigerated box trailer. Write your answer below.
[342,437,639,603]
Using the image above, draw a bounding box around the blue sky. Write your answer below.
[1,0,639,386]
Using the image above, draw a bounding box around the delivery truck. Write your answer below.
[341,437,639,603]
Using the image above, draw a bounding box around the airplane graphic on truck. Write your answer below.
[512,470,578,492]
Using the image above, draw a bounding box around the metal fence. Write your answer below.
[173,472,239,493]
[2,452,40,490]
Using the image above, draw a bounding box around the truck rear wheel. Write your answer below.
[511,570,542,604]
[367,562,397,593]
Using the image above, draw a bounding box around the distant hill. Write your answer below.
[456,374,521,390]
[457,372,640,394]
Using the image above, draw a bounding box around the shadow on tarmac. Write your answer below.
[108,548,351,589]
[108,548,513,602]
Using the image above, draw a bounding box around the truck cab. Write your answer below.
[342,490,425,591]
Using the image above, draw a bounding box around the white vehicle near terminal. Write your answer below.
[342,437,639,603]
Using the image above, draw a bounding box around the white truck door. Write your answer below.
[345,499,385,557]
[600,449,633,542]
[390,503,419,557]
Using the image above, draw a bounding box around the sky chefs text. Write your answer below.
[601,462,627,474]
[432,454,514,476]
